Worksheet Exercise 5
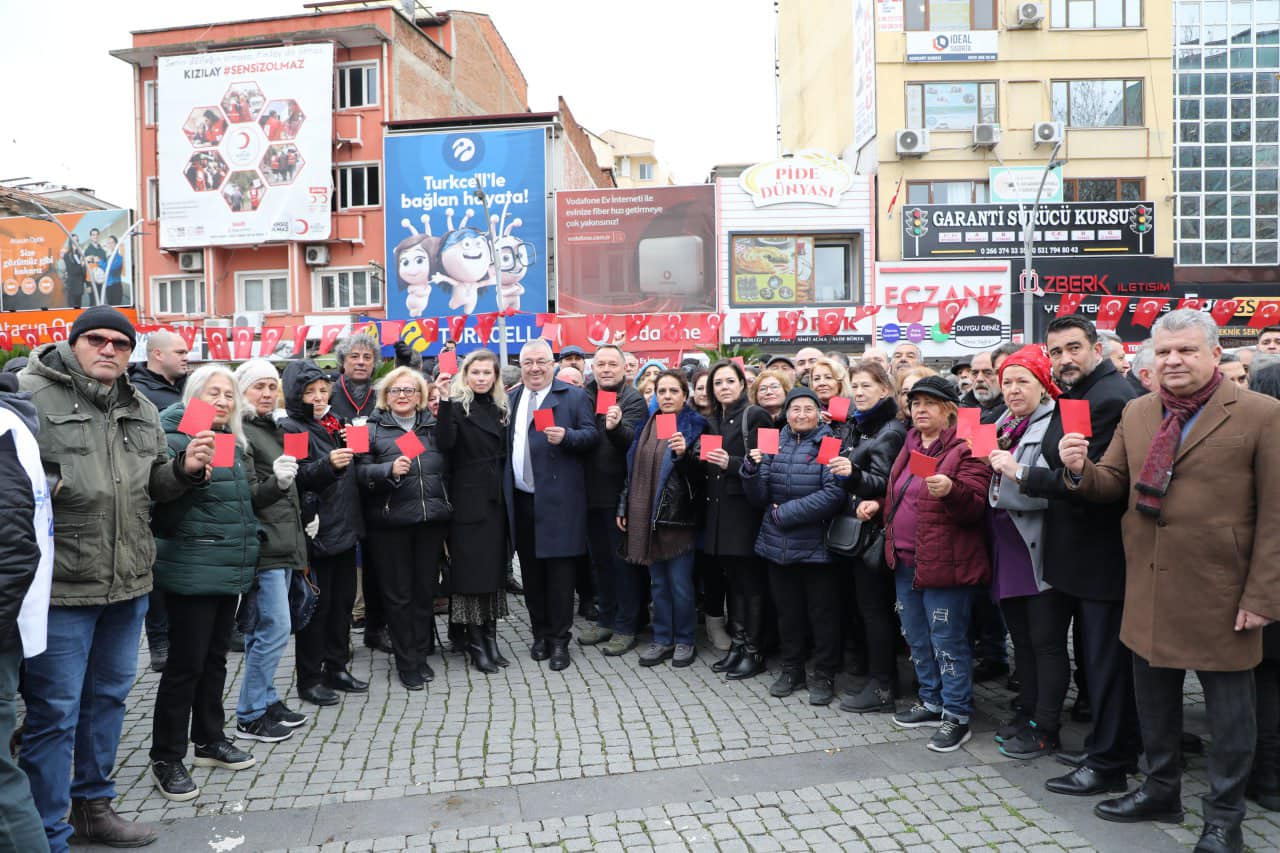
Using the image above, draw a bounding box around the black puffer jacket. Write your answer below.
[127,364,185,411]
[279,360,363,557]
[835,397,908,501]
[355,408,452,527]
[741,423,846,565]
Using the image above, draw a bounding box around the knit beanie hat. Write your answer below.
[783,386,821,413]
[998,345,1062,400]
[234,358,280,393]
[69,306,136,347]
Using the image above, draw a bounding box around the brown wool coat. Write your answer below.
[1074,379,1280,671]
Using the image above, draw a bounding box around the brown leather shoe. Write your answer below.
[70,797,157,848]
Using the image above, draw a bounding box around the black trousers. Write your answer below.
[971,586,1008,664]
[151,593,237,762]
[514,491,576,642]
[1257,658,1280,758]
[769,562,842,676]
[720,554,768,652]
[369,524,445,675]
[850,558,898,686]
[1133,654,1256,829]
[1000,588,1073,732]
[360,540,385,634]
[1077,598,1142,773]
[697,550,727,619]
[296,547,358,688]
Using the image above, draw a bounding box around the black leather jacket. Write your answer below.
[834,397,908,501]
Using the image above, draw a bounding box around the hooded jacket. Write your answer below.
[0,375,46,654]
[127,363,185,411]
[241,411,308,573]
[356,407,452,526]
[19,342,200,605]
[278,360,364,557]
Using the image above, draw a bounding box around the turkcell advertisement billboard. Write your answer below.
[0,209,133,309]
[157,44,333,247]
[384,126,549,353]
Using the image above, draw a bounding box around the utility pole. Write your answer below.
[1021,140,1065,345]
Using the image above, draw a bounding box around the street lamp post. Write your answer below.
[1021,140,1065,345]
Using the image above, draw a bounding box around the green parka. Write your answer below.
[241,411,308,573]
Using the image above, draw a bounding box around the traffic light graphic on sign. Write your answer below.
[905,208,929,254]
[1128,204,1152,252]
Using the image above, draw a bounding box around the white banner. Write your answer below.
[158,44,333,248]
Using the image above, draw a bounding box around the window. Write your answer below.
[332,163,380,210]
[638,162,654,181]
[144,81,158,126]
[1052,79,1144,127]
[729,234,862,307]
[906,180,990,204]
[316,268,382,310]
[153,277,206,315]
[1062,178,1146,201]
[907,82,997,130]
[906,0,996,29]
[336,63,379,109]
[146,178,159,222]
[1051,0,1142,28]
[236,271,290,313]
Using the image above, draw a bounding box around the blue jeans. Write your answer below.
[649,551,696,646]
[20,597,147,853]
[894,565,974,723]
[237,569,291,724]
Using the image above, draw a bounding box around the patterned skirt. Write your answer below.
[450,591,509,625]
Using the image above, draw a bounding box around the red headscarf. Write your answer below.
[997,345,1062,400]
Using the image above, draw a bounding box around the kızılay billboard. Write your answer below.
[157,44,334,247]
[384,127,548,353]
[0,209,133,310]
[556,185,716,314]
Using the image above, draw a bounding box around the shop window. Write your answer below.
[144,81,158,126]
[1062,178,1145,201]
[236,271,290,314]
[146,178,159,222]
[336,63,379,109]
[638,162,654,181]
[332,163,380,211]
[906,82,997,130]
[1051,0,1142,28]
[729,233,862,308]
[906,180,989,205]
[1052,79,1144,127]
[153,276,206,315]
[905,0,996,30]
[316,268,381,311]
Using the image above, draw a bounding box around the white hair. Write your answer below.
[1130,341,1155,375]
[183,364,248,449]
[1152,308,1219,349]
[520,338,554,361]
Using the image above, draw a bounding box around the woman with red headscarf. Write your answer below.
[982,345,1066,761]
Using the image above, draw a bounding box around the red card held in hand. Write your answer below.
[211,433,236,468]
[595,390,617,415]
[436,350,458,375]
[395,431,425,459]
[282,432,309,459]
[345,424,370,453]
[826,396,851,422]
[655,413,678,440]
[908,451,938,478]
[178,398,216,436]
[816,436,841,465]
[533,408,556,432]
[956,407,981,439]
[969,424,998,458]
[756,428,780,454]
[1059,398,1093,437]
[699,434,723,461]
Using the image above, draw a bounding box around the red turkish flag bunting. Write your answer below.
[1094,297,1128,332]
[1248,300,1280,329]
[896,302,925,324]
[588,313,612,340]
[540,322,561,347]
[49,327,67,342]
[817,308,845,337]
[318,324,344,355]
[626,314,648,337]
[175,325,199,351]
[536,313,556,327]
[1056,293,1087,318]
[446,315,468,342]
[1210,299,1240,327]
[938,298,967,335]
[259,326,283,358]
[977,293,1003,315]
[231,326,255,360]
[850,304,882,326]
[777,311,801,341]
[1131,298,1169,329]
[701,313,725,341]
[1177,297,1205,312]
[380,320,405,346]
[738,312,765,338]
[206,327,230,361]
[21,332,39,348]
[661,315,685,342]
[415,317,439,346]
[0,332,9,350]
[289,325,310,356]
[474,313,499,343]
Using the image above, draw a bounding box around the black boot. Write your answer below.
[728,595,768,681]
[448,622,466,654]
[483,621,509,668]
[466,624,498,673]
[1248,740,1280,811]
[713,642,745,674]
[727,646,766,680]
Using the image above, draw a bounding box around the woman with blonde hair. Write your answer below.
[809,356,852,422]
[436,350,511,671]
[749,369,793,429]
[355,367,451,689]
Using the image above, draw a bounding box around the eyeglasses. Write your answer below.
[388,387,419,396]
[80,333,133,352]
[521,359,552,368]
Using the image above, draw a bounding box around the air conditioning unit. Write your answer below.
[1013,1,1045,27]
[233,310,264,328]
[972,123,1001,148]
[203,318,231,329]
[895,128,931,158]
[178,251,203,272]
[304,245,330,266]
[1034,120,1064,146]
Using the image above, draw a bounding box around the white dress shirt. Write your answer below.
[512,385,545,493]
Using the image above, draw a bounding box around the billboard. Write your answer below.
[905,31,998,62]
[384,127,549,353]
[902,201,1156,260]
[852,2,877,152]
[556,185,715,314]
[157,44,333,248]
[0,209,133,310]
[874,261,1012,358]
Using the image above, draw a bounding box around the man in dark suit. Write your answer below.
[1019,314,1139,797]
[505,339,599,670]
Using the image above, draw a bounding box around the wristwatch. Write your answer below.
[1014,465,1026,484]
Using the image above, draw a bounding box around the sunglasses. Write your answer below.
[80,333,134,352]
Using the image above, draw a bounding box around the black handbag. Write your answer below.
[289,567,319,634]
[826,474,911,569]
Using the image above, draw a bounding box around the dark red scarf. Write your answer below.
[1134,369,1223,517]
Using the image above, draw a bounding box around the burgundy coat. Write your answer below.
[883,426,991,589]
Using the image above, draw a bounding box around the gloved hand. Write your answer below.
[305,515,320,539]
[273,455,298,489]
[394,340,414,367]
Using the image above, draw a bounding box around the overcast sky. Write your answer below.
[3,0,778,209]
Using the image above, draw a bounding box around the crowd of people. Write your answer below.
[0,304,1277,853]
